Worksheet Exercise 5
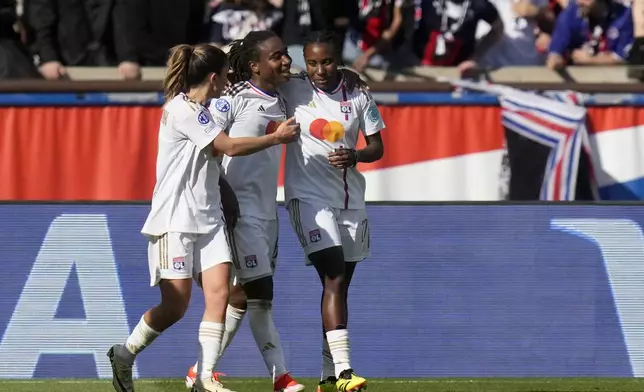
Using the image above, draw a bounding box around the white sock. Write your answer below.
[197,321,225,381]
[326,329,351,378]
[247,299,288,379]
[321,336,335,380]
[125,316,160,356]
[221,305,246,355]
[193,305,246,373]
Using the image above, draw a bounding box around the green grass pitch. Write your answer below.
[2,378,644,392]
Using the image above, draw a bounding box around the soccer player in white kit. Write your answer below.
[280,31,386,392]
[186,31,306,392]
[106,43,299,392]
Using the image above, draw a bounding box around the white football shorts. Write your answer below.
[147,222,232,286]
[228,216,278,286]
[287,198,370,265]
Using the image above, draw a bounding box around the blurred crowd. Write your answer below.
[0,0,641,80]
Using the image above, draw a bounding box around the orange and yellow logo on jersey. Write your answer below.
[265,120,282,135]
[310,119,345,142]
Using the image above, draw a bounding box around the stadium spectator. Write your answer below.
[0,0,39,78]
[534,0,566,54]
[25,0,139,80]
[413,0,504,73]
[208,0,283,47]
[477,0,552,68]
[280,0,358,70]
[342,0,417,72]
[546,0,634,69]
[124,0,207,67]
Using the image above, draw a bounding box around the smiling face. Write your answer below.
[304,41,340,91]
[250,36,292,86]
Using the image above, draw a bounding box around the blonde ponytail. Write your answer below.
[164,44,193,102]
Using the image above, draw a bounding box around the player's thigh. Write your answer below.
[337,208,370,262]
[193,223,233,290]
[287,198,343,266]
[230,216,274,286]
[148,232,196,287]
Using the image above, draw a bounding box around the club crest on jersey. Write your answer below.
[308,100,316,108]
[340,101,352,114]
[245,255,258,268]
[172,257,186,272]
[214,98,230,113]
[197,111,210,125]
[309,229,322,243]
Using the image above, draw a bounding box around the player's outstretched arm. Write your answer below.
[212,117,300,157]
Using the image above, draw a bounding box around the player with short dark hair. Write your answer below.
[280,30,386,392]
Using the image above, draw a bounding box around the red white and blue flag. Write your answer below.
[450,80,598,201]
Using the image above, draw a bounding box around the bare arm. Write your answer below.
[212,117,299,157]
[357,132,384,163]
[213,133,279,157]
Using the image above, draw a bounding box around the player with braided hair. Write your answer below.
[186,30,306,392]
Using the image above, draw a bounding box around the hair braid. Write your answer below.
[227,30,279,84]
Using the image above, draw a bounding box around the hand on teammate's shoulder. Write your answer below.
[273,117,300,144]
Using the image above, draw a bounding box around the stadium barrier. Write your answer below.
[1,80,643,201]
[0,202,643,379]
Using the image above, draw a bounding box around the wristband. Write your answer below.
[348,149,359,167]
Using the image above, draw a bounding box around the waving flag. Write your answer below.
[449,80,598,201]
[501,89,596,200]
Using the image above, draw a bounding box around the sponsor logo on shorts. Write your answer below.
[172,256,186,272]
[309,229,322,243]
[245,255,258,268]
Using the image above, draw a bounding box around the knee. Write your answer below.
[203,279,230,306]
[158,293,190,323]
[167,302,190,322]
[229,283,248,310]
[242,276,273,301]
[324,275,347,295]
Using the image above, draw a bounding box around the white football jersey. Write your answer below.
[209,82,288,220]
[280,75,386,209]
[142,94,225,237]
